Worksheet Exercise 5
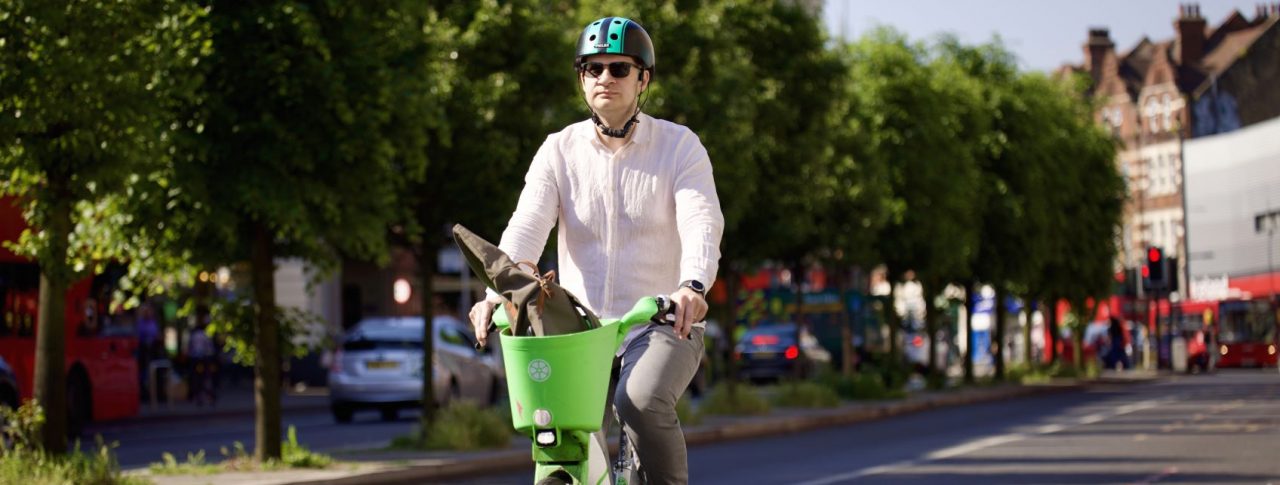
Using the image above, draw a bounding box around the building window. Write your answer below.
[1161,94,1173,131]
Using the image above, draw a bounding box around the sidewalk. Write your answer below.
[122,382,329,425]
[136,370,1160,485]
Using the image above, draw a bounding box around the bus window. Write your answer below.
[0,263,39,338]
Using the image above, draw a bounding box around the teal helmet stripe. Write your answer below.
[605,17,628,54]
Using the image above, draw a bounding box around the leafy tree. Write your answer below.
[129,0,446,460]
[1024,73,1124,368]
[843,29,982,368]
[936,39,1056,381]
[398,0,580,424]
[0,0,207,452]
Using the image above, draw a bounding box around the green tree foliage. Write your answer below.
[0,0,207,452]
[398,0,580,424]
[843,29,982,364]
[128,0,447,461]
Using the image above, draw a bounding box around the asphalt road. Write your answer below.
[449,370,1280,484]
[89,405,420,469]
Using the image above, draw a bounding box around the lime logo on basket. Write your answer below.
[528,359,551,382]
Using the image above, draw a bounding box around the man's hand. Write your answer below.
[468,294,504,348]
[669,287,707,339]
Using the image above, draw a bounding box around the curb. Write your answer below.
[274,379,1127,485]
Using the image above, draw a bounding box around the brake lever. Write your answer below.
[474,321,497,351]
[653,295,678,326]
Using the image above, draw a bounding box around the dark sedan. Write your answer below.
[734,323,832,382]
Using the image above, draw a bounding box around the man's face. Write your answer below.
[579,53,648,115]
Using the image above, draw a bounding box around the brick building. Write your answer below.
[1059,3,1280,295]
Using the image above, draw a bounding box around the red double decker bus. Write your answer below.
[0,196,139,435]
[1214,299,1278,368]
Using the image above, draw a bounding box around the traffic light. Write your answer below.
[1146,246,1165,289]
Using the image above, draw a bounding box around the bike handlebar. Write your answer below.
[474,295,677,350]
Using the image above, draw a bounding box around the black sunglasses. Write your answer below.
[579,61,643,79]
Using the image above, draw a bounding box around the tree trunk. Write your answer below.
[1023,299,1037,366]
[924,282,938,374]
[885,276,901,366]
[251,223,282,461]
[35,195,72,453]
[993,285,1007,381]
[962,280,976,384]
[723,267,740,391]
[417,242,439,428]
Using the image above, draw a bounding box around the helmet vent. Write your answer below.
[610,33,618,40]
[614,20,622,24]
[589,35,596,41]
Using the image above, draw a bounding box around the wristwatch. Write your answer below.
[679,280,706,297]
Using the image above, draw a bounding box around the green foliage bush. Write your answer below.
[391,402,512,451]
[148,426,330,475]
[821,371,907,400]
[772,381,840,408]
[676,394,702,426]
[699,384,770,416]
[0,402,146,485]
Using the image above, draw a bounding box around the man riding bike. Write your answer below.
[469,16,724,484]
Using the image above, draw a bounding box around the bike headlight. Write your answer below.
[535,430,557,447]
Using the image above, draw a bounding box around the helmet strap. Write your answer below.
[586,76,649,139]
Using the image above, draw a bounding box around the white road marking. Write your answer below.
[791,397,1169,485]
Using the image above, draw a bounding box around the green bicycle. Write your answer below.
[483,295,676,485]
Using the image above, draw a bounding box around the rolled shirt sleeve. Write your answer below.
[673,138,724,290]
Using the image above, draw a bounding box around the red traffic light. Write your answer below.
[1141,266,1150,278]
[1147,247,1162,263]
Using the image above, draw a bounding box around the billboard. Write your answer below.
[1183,116,1280,297]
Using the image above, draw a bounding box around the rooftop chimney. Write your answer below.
[1177,3,1207,66]
[1084,27,1114,87]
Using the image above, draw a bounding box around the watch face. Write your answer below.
[684,280,705,293]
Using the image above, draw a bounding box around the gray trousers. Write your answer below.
[607,324,705,485]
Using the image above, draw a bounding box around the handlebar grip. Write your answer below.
[653,295,678,325]
[474,321,498,351]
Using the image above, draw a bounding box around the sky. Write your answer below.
[821,0,1266,72]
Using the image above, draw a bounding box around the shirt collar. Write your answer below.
[584,111,651,149]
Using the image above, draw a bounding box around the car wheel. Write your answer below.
[331,402,354,424]
[488,377,502,406]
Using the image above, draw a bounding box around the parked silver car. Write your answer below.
[328,316,502,423]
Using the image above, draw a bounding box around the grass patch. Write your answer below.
[771,381,840,408]
[676,393,702,426]
[390,402,512,451]
[698,384,770,416]
[148,426,331,475]
[0,402,147,485]
[820,371,907,400]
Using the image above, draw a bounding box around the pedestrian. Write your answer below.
[468,16,723,484]
[188,321,217,405]
[1106,316,1132,370]
[135,303,161,399]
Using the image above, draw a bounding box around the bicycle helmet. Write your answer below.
[575,17,655,71]
[575,17,654,138]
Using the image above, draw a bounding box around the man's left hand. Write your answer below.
[669,287,707,339]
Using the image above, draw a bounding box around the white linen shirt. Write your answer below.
[497,112,724,318]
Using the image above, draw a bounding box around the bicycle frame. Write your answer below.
[492,296,667,484]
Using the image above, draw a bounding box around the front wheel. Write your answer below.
[535,470,573,485]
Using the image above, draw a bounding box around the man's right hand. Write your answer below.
[469,294,504,348]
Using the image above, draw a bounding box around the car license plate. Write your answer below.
[366,360,401,370]
[751,352,775,360]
